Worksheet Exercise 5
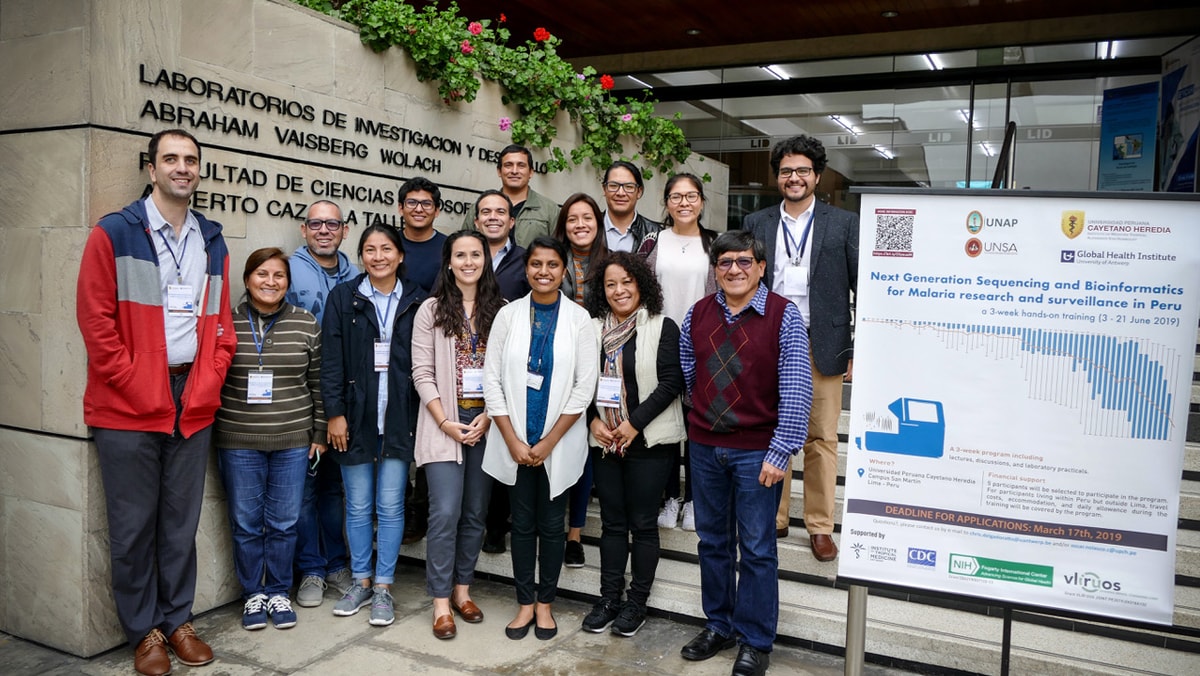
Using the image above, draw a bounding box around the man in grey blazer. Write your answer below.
[742,136,858,562]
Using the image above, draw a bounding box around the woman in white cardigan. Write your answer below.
[412,231,505,640]
[482,236,599,641]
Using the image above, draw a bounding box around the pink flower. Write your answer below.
[577,74,586,80]
[460,39,473,54]
[621,113,633,122]
[499,116,512,131]
[468,21,483,35]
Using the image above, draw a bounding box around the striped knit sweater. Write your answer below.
[215,301,327,451]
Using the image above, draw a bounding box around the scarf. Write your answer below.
[599,311,638,455]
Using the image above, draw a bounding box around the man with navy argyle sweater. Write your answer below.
[677,230,813,676]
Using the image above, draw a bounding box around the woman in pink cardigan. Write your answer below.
[411,231,506,640]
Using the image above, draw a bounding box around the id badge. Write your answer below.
[167,284,196,316]
[374,340,390,372]
[461,368,484,397]
[782,265,808,297]
[596,375,622,408]
[526,371,544,390]
[247,370,274,404]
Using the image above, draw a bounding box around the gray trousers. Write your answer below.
[423,406,492,598]
[93,372,210,646]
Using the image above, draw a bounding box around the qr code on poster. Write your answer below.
[873,209,915,257]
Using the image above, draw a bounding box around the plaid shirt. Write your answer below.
[680,283,813,470]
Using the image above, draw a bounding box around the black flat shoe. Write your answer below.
[534,615,557,641]
[505,617,535,640]
[731,644,770,676]
[680,627,737,661]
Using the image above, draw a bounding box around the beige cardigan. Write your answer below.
[411,297,487,467]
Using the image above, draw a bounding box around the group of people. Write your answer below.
[78,131,856,676]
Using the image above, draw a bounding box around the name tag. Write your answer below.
[374,340,389,372]
[782,265,809,297]
[596,376,622,408]
[526,371,544,390]
[167,284,196,316]
[247,370,273,404]
[461,368,484,397]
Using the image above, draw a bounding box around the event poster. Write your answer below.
[1159,38,1200,192]
[1097,82,1158,192]
[839,190,1200,625]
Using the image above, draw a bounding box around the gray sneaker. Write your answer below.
[326,568,354,597]
[332,583,373,617]
[296,575,326,608]
[369,585,395,626]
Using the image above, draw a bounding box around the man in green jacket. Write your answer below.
[462,144,558,247]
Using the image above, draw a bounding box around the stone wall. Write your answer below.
[0,0,725,656]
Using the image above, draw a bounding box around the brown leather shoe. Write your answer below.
[134,629,172,676]
[167,622,213,666]
[810,534,839,562]
[433,613,457,639]
[451,598,484,623]
[776,527,789,538]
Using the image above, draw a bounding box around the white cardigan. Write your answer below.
[481,293,599,498]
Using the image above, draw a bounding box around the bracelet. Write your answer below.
[437,418,447,429]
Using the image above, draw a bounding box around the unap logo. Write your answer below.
[1061,210,1085,239]
[907,548,936,567]
[966,211,983,234]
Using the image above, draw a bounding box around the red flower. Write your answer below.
[499,13,507,23]
[468,21,483,36]
[600,74,615,90]
[460,39,474,54]
[533,27,551,42]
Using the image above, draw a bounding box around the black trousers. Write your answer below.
[508,465,567,605]
[592,444,672,606]
[93,372,209,646]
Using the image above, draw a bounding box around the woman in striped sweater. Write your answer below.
[215,247,326,631]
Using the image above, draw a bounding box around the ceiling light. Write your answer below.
[881,10,899,18]
[685,28,702,36]
[1098,41,1114,60]
[924,54,942,71]
[627,76,653,89]
[980,142,995,157]
[761,65,789,80]
[874,145,895,160]
[829,115,859,135]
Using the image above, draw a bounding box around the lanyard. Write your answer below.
[528,300,559,374]
[464,308,480,354]
[373,292,396,342]
[158,227,191,283]
[782,210,815,263]
[604,345,623,374]
[247,310,279,369]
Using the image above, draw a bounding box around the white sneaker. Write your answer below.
[657,498,681,529]
[680,501,696,531]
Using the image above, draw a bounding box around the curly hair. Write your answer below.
[430,231,504,342]
[769,135,828,175]
[584,251,664,319]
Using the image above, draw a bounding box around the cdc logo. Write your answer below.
[907,548,937,567]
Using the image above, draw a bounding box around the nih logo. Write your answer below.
[1060,250,1076,263]
[907,548,937,567]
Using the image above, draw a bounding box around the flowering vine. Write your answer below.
[290,0,696,178]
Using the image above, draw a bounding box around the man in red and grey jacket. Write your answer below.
[77,129,235,676]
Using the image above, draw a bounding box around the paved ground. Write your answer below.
[1,564,913,675]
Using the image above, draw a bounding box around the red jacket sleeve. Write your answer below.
[76,226,133,385]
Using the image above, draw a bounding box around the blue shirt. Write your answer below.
[145,197,205,365]
[525,298,559,445]
[359,276,402,435]
[680,283,812,470]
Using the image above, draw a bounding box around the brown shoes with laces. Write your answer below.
[167,622,214,666]
[134,629,171,676]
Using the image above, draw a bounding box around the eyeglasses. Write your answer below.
[603,181,639,194]
[715,256,756,271]
[404,199,436,211]
[304,219,344,231]
[667,191,701,205]
[778,167,814,179]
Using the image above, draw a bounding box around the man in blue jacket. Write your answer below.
[287,200,359,608]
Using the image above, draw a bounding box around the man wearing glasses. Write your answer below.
[742,135,858,563]
[600,160,660,252]
[287,200,358,609]
[398,176,448,293]
[678,230,812,676]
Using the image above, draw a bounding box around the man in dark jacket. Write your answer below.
[77,129,234,675]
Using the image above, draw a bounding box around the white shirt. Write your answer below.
[145,197,205,366]
[772,202,815,326]
[654,229,709,326]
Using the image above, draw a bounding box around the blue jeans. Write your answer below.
[689,440,782,653]
[341,445,409,585]
[294,451,349,578]
[218,446,309,598]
